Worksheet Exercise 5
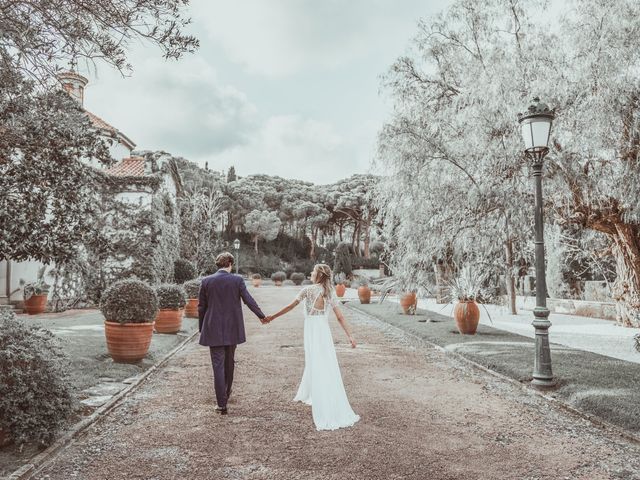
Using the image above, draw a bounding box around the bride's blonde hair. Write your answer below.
[313,264,334,299]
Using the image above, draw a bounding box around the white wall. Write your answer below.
[115,191,152,207]
[109,141,131,163]
[0,259,50,302]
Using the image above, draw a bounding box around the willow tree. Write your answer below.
[377,0,640,326]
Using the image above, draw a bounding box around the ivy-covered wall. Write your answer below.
[49,159,182,309]
[99,169,180,286]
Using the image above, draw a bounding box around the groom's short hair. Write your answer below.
[215,252,235,269]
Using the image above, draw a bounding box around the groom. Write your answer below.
[198,252,268,415]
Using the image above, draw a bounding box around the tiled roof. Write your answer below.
[86,110,116,133]
[85,110,136,150]
[106,157,146,177]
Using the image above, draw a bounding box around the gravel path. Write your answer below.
[33,287,640,480]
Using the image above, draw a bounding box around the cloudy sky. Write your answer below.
[82,1,451,183]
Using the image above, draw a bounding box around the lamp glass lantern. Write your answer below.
[518,96,555,160]
[233,239,240,251]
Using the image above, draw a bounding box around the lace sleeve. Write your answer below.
[295,286,309,303]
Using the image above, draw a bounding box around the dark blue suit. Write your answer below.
[198,269,265,408]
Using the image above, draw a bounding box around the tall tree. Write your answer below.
[0,59,110,263]
[244,210,282,253]
[376,0,640,326]
[227,166,237,183]
[328,175,379,258]
[0,0,198,80]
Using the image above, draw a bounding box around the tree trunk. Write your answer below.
[310,228,317,259]
[339,222,343,241]
[363,217,371,259]
[434,261,451,304]
[225,212,233,234]
[611,223,640,327]
[504,236,517,315]
[352,223,360,257]
[253,234,259,254]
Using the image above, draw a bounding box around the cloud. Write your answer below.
[201,114,366,183]
[83,56,259,156]
[78,0,449,183]
[192,0,438,77]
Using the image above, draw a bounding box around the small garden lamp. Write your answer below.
[518,96,556,388]
[233,238,240,274]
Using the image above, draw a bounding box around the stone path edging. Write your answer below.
[6,328,200,480]
[345,303,640,447]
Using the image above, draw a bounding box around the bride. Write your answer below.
[265,264,360,431]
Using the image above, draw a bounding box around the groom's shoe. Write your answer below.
[215,406,228,415]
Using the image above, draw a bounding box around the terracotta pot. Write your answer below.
[185,298,198,318]
[275,281,283,287]
[24,294,47,315]
[400,292,417,315]
[252,278,262,287]
[453,300,480,335]
[358,286,371,304]
[104,321,154,363]
[335,284,346,298]
[155,309,183,334]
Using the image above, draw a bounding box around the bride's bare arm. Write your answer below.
[267,300,299,322]
[333,306,356,348]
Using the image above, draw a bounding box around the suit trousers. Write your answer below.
[209,345,237,408]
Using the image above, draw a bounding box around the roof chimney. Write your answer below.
[58,72,88,107]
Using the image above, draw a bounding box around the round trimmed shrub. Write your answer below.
[0,310,73,447]
[155,284,187,310]
[184,278,202,298]
[290,272,305,285]
[271,271,286,283]
[302,279,313,285]
[283,280,295,286]
[174,259,197,284]
[252,273,262,280]
[100,279,159,324]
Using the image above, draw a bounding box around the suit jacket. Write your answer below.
[198,269,265,347]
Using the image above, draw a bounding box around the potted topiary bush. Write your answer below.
[183,278,202,319]
[302,279,313,285]
[252,273,262,287]
[100,279,159,363]
[20,266,50,315]
[154,284,187,334]
[271,271,286,286]
[174,258,197,284]
[0,307,73,447]
[357,278,371,304]
[290,272,305,286]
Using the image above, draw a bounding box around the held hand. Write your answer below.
[261,315,272,324]
[349,336,357,349]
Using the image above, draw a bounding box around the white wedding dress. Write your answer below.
[293,285,360,431]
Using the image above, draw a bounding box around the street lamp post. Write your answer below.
[518,96,556,388]
[233,238,240,275]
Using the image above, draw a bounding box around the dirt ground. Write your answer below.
[32,286,640,480]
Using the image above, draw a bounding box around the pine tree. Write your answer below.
[227,166,237,183]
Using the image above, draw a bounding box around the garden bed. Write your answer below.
[0,308,199,477]
[347,301,640,438]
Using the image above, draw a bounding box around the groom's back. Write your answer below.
[198,270,246,347]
